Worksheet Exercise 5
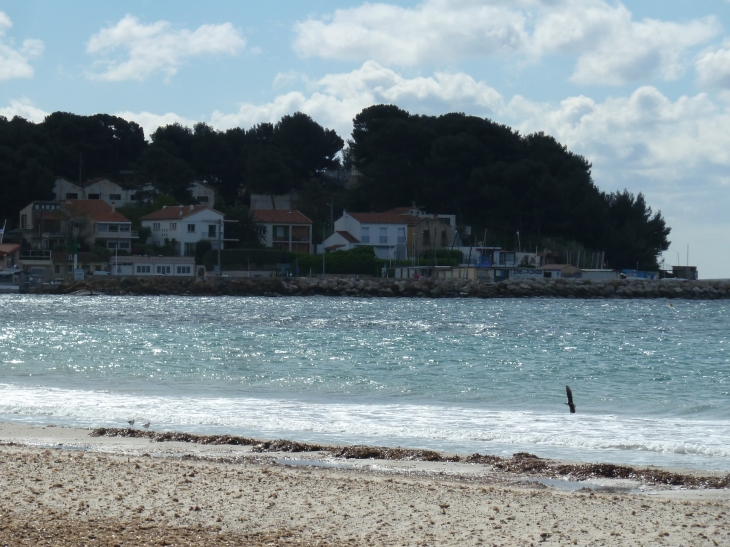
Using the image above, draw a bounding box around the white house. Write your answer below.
[141,205,227,257]
[252,209,313,254]
[321,211,414,260]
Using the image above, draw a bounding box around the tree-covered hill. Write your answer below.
[348,105,670,270]
[0,106,669,269]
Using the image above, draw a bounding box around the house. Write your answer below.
[382,205,459,257]
[53,177,217,208]
[64,200,136,252]
[253,209,313,254]
[0,243,20,271]
[141,205,227,257]
[18,199,135,252]
[18,201,68,250]
[53,177,140,207]
[110,255,198,277]
[321,211,415,260]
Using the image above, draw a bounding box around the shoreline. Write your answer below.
[1,423,729,546]
[26,275,730,299]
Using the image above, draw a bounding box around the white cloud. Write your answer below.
[0,98,48,122]
[293,0,719,85]
[294,1,527,66]
[87,15,246,81]
[695,39,730,90]
[0,11,44,81]
[212,61,503,137]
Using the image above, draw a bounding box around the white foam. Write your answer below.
[1,383,729,468]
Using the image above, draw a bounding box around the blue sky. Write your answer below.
[2,0,730,277]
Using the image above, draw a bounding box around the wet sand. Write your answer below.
[1,422,729,546]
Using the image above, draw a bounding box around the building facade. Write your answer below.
[141,205,227,257]
[110,255,199,277]
[321,211,413,260]
[253,209,313,254]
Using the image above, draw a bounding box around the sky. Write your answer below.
[1,1,730,278]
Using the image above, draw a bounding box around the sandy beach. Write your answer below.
[1,423,729,546]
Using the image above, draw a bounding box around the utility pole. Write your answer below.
[322,225,325,276]
[217,218,222,276]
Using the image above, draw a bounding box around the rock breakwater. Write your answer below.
[35,275,730,299]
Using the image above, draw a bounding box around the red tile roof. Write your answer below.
[336,230,359,243]
[64,200,131,223]
[253,209,312,224]
[141,205,222,221]
[0,243,20,256]
[348,212,417,224]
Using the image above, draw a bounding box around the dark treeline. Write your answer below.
[0,105,669,269]
[348,105,670,270]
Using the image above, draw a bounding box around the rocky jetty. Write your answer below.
[34,275,730,299]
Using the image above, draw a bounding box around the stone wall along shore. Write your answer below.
[35,275,730,299]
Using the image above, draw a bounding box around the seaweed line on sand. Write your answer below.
[90,428,730,490]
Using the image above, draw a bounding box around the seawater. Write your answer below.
[0,295,728,471]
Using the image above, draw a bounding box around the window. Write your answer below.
[119,225,130,232]
[136,265,151,274]
[88,193,100,200]
[208,225,217,238]
[153,223,160,231]
[274,226,287,238]
[67,265,73,272]
[94,265,101,271]
[109,194,121,201]
[156,265,171,275]
[184,242,196,256]
[54,265,60,274]
[441,230,448,246]
[97,224,108,232]
[361,227,370,243]
[119,241,130,249]
[108,225,119,232]
[379,227,388,244]
[66,192,78,199]
[130,194,137,201]
[422,229,431,245]
[397,227,406,244]
[187,224,196,233]
[169,223,176,230]
[107,241,118,249]
[177,266,191,274]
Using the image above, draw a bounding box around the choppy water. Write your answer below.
[1,295,728,470]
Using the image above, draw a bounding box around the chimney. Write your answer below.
[163,205,167,209]
[111,205,115,213]
[190,204,194,211]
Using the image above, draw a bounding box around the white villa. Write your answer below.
[141,205,227,257]
[321,211,413,260]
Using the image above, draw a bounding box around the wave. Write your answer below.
[1,384,729,466]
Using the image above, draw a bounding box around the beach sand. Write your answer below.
[1,423,729,546]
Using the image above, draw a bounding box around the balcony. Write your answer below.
[95,231,139,238]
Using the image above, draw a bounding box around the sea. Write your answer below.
[1,294,729,471]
